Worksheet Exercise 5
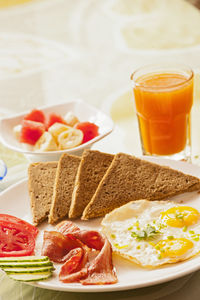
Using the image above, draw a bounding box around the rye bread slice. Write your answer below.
[82,153,200,220]
[69,150,114,219]
[48,153,81,224]
[28,162,57,225]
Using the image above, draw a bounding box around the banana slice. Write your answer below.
[34,132,58,152]
[48,123,72,143]
[13,124,22,140]
[58,128,83,150]
[63,112,79,127]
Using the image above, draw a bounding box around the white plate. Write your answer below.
[0,99,114,162]
[1,156,200,293]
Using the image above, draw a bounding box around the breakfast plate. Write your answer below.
[1,157,200,292]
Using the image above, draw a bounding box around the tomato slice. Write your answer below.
[0,214,38,238]
[0,221,36,257]
[75,122,99,144]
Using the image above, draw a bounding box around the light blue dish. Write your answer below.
[0,160,7,180]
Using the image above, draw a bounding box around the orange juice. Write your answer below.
[133,72,193,156]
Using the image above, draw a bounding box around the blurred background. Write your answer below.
[1,0,200,186]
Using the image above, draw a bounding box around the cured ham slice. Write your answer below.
[81,238,117,285]
[56,221,80,235]
[42,221,118,285]
[76,231,105,250]
[59,247,88,283]
[57,221,104,250]
[60,266,88,283]
[41,231,83,262]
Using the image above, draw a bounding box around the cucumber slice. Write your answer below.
[0,256,49,263]
[4,266,55,274]
[8,272,52,282]
[0,260,53,268]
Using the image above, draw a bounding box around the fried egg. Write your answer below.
[101,200,200,267]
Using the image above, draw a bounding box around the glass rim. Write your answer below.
[130,64,194,90]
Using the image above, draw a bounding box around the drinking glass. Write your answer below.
[131,64,194,161]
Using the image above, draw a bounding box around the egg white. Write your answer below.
[101,200,200,267]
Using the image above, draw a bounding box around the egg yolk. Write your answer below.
[155,238,193,258]
[161,206,200,227]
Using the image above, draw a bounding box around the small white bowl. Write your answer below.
[0,99,114,162]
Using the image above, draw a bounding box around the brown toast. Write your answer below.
[28,161,57,225]
[82,153,200,220]
[48,153,81,224]
[68,150,114,219]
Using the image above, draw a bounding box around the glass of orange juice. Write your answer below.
[131,64,194,161]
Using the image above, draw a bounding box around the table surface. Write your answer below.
[1,0,200,299]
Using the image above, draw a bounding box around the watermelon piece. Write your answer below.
[46,113,66,129]
[75,122,99,144]
[20,120,45,145]
[23,109,46,124]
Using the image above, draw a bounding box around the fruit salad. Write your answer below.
[13,109,99,152]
